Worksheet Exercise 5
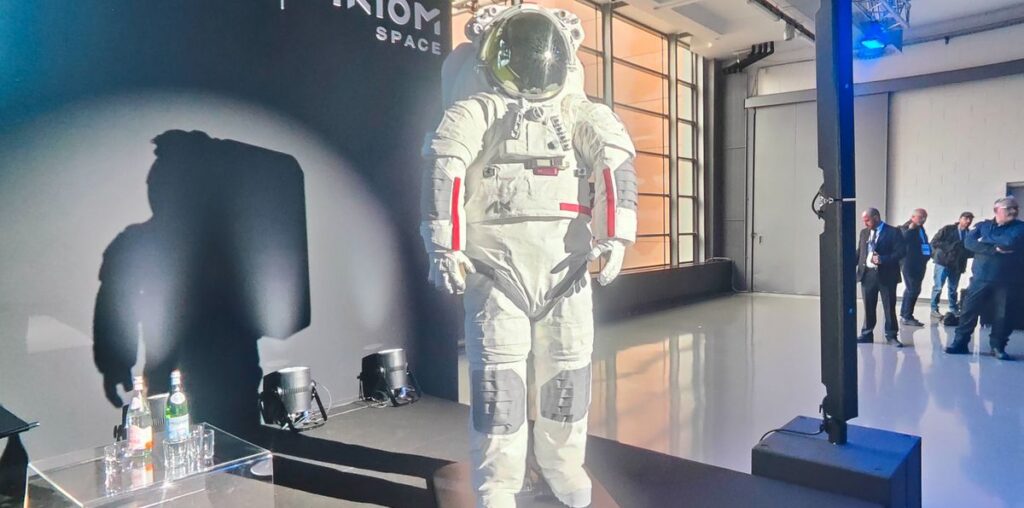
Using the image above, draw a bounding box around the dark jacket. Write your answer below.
[930,224,972,273]
[857,222,905,285]
[899,222,930,273]
[964,219,1024,285]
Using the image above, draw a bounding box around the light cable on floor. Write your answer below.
[758,426,825,443]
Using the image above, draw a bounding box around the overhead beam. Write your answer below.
[653,0,706,11]
[743,57,1024,108]
[905,3,1024,45]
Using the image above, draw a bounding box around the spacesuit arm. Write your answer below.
[570,96,638,245]
[92,235,139,407]
[420,98,489,252]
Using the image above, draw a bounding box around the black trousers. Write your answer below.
[953,280,1012,349]
[861,269,899,339]
[900,264,926,318]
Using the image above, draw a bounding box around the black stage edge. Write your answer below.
[279,396,875,508]
[584,436,876,508]
[753,417,921,508]
[0,406,36,506]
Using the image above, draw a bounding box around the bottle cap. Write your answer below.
[170,369,181,380]
[133,375,145,390]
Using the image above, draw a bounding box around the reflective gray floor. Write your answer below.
[460,293,1024,508]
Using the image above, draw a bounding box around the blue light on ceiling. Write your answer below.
[860,39,886,50]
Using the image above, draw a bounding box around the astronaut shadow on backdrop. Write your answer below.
[92,130,311,439]
[423,5,638,507]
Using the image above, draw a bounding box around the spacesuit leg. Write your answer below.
[464,270,533,508]
[531,227,595,508]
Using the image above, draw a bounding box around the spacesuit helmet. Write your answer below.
[478,9,572,101]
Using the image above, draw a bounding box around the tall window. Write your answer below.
[677,42,698,265]
[449,2,703,271]
[611,16,670,270]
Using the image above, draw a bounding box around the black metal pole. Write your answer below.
[815,0,858,445]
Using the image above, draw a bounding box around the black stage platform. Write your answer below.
[264,396,877,507]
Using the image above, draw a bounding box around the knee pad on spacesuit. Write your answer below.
[471,369,526,435]
[539,364,591,423]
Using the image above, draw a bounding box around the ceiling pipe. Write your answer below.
[723,41,776,74]
[746,0,816,41]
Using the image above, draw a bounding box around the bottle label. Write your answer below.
[128,425,153,452]
[166,415,190,442]
[170,392,185,405]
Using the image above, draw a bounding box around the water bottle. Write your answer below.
[163,370,191,468]
[126,376,153,456]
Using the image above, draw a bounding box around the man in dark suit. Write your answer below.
[929,211,974,318]
[946,197,1024,360]
[857,208,906,347]
[898,208,930,326]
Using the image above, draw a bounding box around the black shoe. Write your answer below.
[857,334,874,344]
[886,337,904,348]
[945,342,970,354]
[992,347,1013,361]
[900,317,925,327]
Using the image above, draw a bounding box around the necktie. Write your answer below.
[867,228,877,267]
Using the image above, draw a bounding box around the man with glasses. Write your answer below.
[946,197,1024,360]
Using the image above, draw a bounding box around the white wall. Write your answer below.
[748,94,890,295]
[753,24,1024,96]
[888,73,1024,294]
[0,92,410,458]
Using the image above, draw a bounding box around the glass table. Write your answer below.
[27,424,273,507]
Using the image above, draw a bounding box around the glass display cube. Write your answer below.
[27,424,272,507]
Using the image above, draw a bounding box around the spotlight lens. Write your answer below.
[860,39,886,50]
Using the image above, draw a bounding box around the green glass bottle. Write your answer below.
[164,370,191,443]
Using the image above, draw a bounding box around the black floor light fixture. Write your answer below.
[358,348,421,406]
[260,366,329,431]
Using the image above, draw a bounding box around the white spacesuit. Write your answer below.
[421,5,637,507]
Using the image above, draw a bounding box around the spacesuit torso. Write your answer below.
[454,92,592,224]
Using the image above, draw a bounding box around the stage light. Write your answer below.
[260,366,329,431]
[358,348,421,406]
[860,39,886,49]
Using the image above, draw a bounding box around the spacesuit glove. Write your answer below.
[102,370,134,408]
[588,239,627,286]
[428,250,476,295]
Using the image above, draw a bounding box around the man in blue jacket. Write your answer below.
[946,197,1024,360]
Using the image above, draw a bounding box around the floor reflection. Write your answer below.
[455,293,1023,507]
[583,293,1024,508]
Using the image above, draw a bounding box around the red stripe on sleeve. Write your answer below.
[560,203,592,216]
[451,177,462,251]
[603,168,615,237]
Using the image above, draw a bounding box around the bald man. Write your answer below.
[898,208,930,326]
